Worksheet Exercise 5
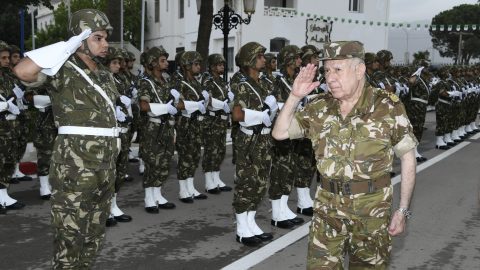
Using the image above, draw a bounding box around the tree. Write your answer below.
[196,0,213,71]
[430,3,480,65]
[412,50,430,65]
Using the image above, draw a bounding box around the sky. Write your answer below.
[389,0,478,23]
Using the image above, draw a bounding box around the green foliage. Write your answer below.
[413,50,430,61]
[25,0,143,50]
[430,3,480,64]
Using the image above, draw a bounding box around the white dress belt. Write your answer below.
[240,126,271,135]
[438,99,451,105]
[410,97,428,104]
[58,126,120,137]
[149,117,162,124]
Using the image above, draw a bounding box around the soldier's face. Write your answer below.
[109,59,121,74]
[255,54,266,70]
[310,55,320,66]
[372,61,379,70]
[157,56,169,71]
[214,63,225,74]
[324,59,366,101]
[295,56,302,68]
[191,61,201,75]
[127,60,134,69]
[0,51,10,68]
[10,53,21,66]
[270,59,277,70]
[85,30,109,58]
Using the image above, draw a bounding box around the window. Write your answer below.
[264,0,293,8]
[154,0,159,22]
[179,0,184,18]
[270,38,288,53]
[349,0,363,12]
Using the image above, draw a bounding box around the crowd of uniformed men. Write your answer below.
[1,35,480,246]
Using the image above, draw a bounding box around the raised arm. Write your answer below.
[13,58,42,83]
[272,64,319,140]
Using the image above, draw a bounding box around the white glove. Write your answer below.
[131,87,138,99]
[201,90,209,102]
[65,29,92,55]
[119,95,131,107]
[262,109,272,127]
[0,101,8,112]
[116,106,127,122]
[170,89,180,103]
[198,100,206,114]
[227,91,234,102]
[166,100,177,115]
[411,66,424,77]
[223,100,231,113]
[13,84,24,99]
[264,95,278,111]
[7,98,20,115]
[378,82,385,89]
[394,82,402,97]
[402,84,409,94]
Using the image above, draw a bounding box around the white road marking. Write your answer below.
[222,132,480,270]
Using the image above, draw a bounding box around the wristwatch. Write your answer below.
[397,207,412,219]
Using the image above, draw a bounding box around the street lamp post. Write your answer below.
[199,0,256,81]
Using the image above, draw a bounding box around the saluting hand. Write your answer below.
[292,64,320,99]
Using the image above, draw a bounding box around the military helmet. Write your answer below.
[127,51,136,61]
[234,51,240,67]
[437,65,450,79]
[277,45,302,67]
[69,9,113,36]
[9,45,20,54]
[301,44,319,65]
[0,41,10,53]
[364,52,376,65]
[207,53,225,68]
[106,47,123,63]
[175,51,185,67]
[146,46,169,66]
[237,42,266,68]
[139,51,147,66]
[376,50,393,63]
[180,51,202,67]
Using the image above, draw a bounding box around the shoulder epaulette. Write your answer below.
[375,87,400,103]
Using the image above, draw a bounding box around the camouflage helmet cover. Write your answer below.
[321,41,365,61]
[264,53,277,65]
[106,47,124,63]
[364,52,376,65]
[146,46,169,66]
[69,9,113,36]
[207,53,225,68]
[301,44,319,65]
[278,45,302,67]
[9,45,20,54]
[127,51,136,61]
[237,42,266,68]
[180,51,202,67]
[376,49,393,63]
[0,40,10,53]
[175,51,185,66]
[139,51,147,66]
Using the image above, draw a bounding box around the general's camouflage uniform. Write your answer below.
[202,73,229,173]
[288,85,417,269]
[28,54,120,269]
[233,76,273,213]
[138,73,175,188]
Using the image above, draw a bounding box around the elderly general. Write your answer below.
[272,41,417,269]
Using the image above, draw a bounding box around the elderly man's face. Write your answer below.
[324,58,365,101]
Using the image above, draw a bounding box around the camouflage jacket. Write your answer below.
[289,84,417,182]
[203,73,230,116]
[47,54,120,169]
[234,74,271,112]
[272,71,295,103]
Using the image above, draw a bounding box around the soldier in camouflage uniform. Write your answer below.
[105,47,133,225]
[30,83,57,200]
[273,41,417,269]
[0,41,26,213]
[372,50,397,94]
[431,66,455,149]
[269,45,305,228]
[231,42,275,246]
[137,46,178,213]
[15,9,120,268]
[174,51,208,203]
[229,52,246,166]
[364,52,379,86]
[262,53,277,85]
[202,54,233,194]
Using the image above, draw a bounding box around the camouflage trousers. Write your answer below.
[13,114,30,162]
[50,162,115,269]
[0,120,17,187]
[176,116,202,180]
[307,186,393,270]
[141,121,175,188]
[292,139,316,188]
[405,100,427,142]
[33,111,57,176]
[435,102,451,136]
[202,116,228,172]
[231,122,239,164]
[269,139,294,200]
[450,102,463,131]
[115,131,131,192]
[233,131,272,213]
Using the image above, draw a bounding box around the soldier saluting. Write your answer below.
[14,9,121,269]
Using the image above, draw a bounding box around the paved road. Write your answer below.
[1,112,479,270]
